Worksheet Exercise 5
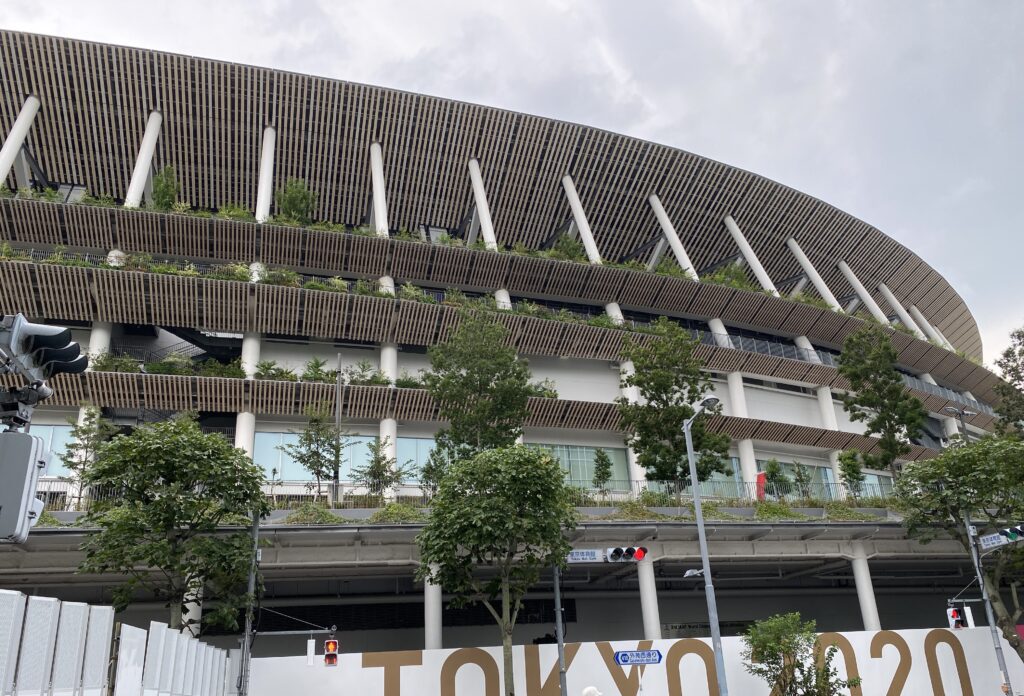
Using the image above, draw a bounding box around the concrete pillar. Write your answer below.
[648,194,697,278]
[707,317,734,350]
[785,238,842,311]
[816,386,839,430]
[909,305,953,349]
[636,556,662,640]
[723,215,779,297]
[877,284,925,339]
[850,542,881,631]
[240,333,261,379]
[424,564,443,650]
[86,322,113,366]
[181,582,203,637]
[370,142,390,237]
[619,361,647,486]
[468,158,512,308]
[234,412,256,457]
[255,126,276,223]
[837,261,889,324]
[727,372,758,486]
[380,343,398,383]
[0,95,40,188]
[124,111,162,209]
[919,373,962,439]
[560,175,603,265]
[794,334,821,364]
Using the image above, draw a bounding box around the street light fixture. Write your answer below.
[683,395,729,696]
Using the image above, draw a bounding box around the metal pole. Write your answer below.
[334,352,342,505]
[964,514,1014,694]
[684,419,729,696]
[238,510,261,696]
[552,565,568,696]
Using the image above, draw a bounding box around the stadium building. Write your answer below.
[0,31,1008,654]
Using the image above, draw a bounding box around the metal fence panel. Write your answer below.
[112,624,148,696]
[81,605,115,696]
[14,595,61,696]
[141,621,167,696]
[0,590,26,695]
[51,601,89,696]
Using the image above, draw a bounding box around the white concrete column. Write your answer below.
[424,564,443,650]
[707,317,734,350]
[181,582,203,637]
[726,372,758,487]
[240,333,261,379]
[380,343,398,383]
[723,215,779,297]
[255,126,276,223]
[124,111,162,209]
[816,386,839,430]
[877,283,925,339]
[604,302,625,325]
[0,95,40,187]
[468,158,512,308]
[560,175,603,265]
[648,194,696,278]
[837,261,889,324]
[850,541,881,631]
[908,305,953,349]
[494,288,512,310]
[619,360,647,486]
[794,335,821,364]
[636,556,662,640]
[919,373,962,439]
[370,142,390,237]
[785,238,842,311]
[86,322,113,367]
[234,412,256,457]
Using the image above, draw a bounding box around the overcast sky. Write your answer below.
[6,0,1022,363]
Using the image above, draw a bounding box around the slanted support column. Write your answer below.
[236,269,262,457]
[424,564,443,650]
[919,373,961,440]
[785,238,842,311]
[850,541,881,631]
[86,322,113,368]
[124,111,162,209]
[648,194,697,278]
[877,284,925,339]
[837,261,889,324]
[255,126,276,223]
[706,317,733,350]
[0,95,40,188]
[560,175,603,265]
[181,581,203,637]
[369,142,396,295]
[636,556,662,640]
[908,305,954,349]
[468,158,512,309]
[723,215,779,297]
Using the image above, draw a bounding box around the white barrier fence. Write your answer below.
[0,589,233,696]
[249,628,1024,695]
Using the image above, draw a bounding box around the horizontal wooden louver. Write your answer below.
[344,236,389,277]
[297,382,335,413]
[542,261,592,299]
[344,385,391,420]
[505,256,552,293]
[46,373,84,406]
[393,301,442,346]
[463,250,509,290]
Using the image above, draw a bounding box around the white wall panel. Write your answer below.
[744,385,821,427]
[527,356,619,403]
[141,621,167,696]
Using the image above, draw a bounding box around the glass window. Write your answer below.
[526,443,630,491]
[32,424,74,478]
[253,433,428,482]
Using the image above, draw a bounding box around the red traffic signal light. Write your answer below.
[606,546,649,562]
[324,638,339,666]
[633,547,647,561]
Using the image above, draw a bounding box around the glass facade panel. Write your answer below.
[526,443,630,490]
[32,424,74,478]
[254,433,430,483]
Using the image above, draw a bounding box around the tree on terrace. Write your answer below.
[995,326,1024,437]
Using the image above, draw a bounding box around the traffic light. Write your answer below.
[324,638,339,666]
[946,607,966,629]
[606,547,648,562]
[998,524,1024,542]
[3,314,87,379]
[0,432,49,543]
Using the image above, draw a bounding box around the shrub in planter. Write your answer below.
[151,166,178,211]
[0,242,30,261]
[394,372,424,389]
[197,358,245,379]
[78,191,117,207]
[275,178,317,226]
[255,360,297,382]
[342,360,391,386]
[215,203,255,222]
[90,352,142,373]
[144,352,195,376]
[207,263,252,282]
[309,220,348,233]
[258,268,301,288]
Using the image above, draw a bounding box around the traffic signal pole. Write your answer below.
[238,510,261,696]
[552,565,568,696]
[964,514,1014,694]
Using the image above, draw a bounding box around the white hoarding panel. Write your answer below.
[141,621,167,696]
[14,595,60,695]
[112,624,148,696]
[158,630,179,696]
[51,601,89,696]
[0,589,26,694]
[170,633,189,696]
[82,605,115,696]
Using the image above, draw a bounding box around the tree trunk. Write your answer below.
[501,580,516,696]
[169,602,182,630]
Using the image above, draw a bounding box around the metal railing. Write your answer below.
[38,476,892,515]
[901,373,994,416]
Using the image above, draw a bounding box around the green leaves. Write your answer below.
[838,325,926,476]
[995,327,1024,437]
[616,317,729,486]
[274,178,317,226]
[280,403,350,500]
[79,414,267,631]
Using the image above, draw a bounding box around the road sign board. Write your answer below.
[979,533,1010,551]
[567,549,604,564]
[614,650,663,666]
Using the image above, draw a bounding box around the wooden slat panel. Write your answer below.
[93,269,148,324]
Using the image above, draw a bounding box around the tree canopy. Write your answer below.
[280,402,349,503]
[421,311,535,490]
[60,405,118,510]
[995,326,1024,437]
[895,436,1024,661]
[417,446,577,696]
[838,325,926,477]
[616,317,730,488]
[80,415,268,632]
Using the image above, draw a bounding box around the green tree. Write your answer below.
[150,165,178,211]
[616,317,730,502]
[742,612,861,695]
[422,311,535,480]
[275,177,317,225]
[417,447,577,696]
[838,325,926,477]
[350,436,415,503]
[280,403,350,504]
[591,447,613,500]
[79,415,267,632]
[837,450,865,502]
[792,461,813,500]
[895,436,1024,662]
[60,405,118,511]
[995,327,1024,437]
[763,459,791,498]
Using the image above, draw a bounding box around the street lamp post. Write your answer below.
[683,395,729,696]
[943,405,1013,694]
